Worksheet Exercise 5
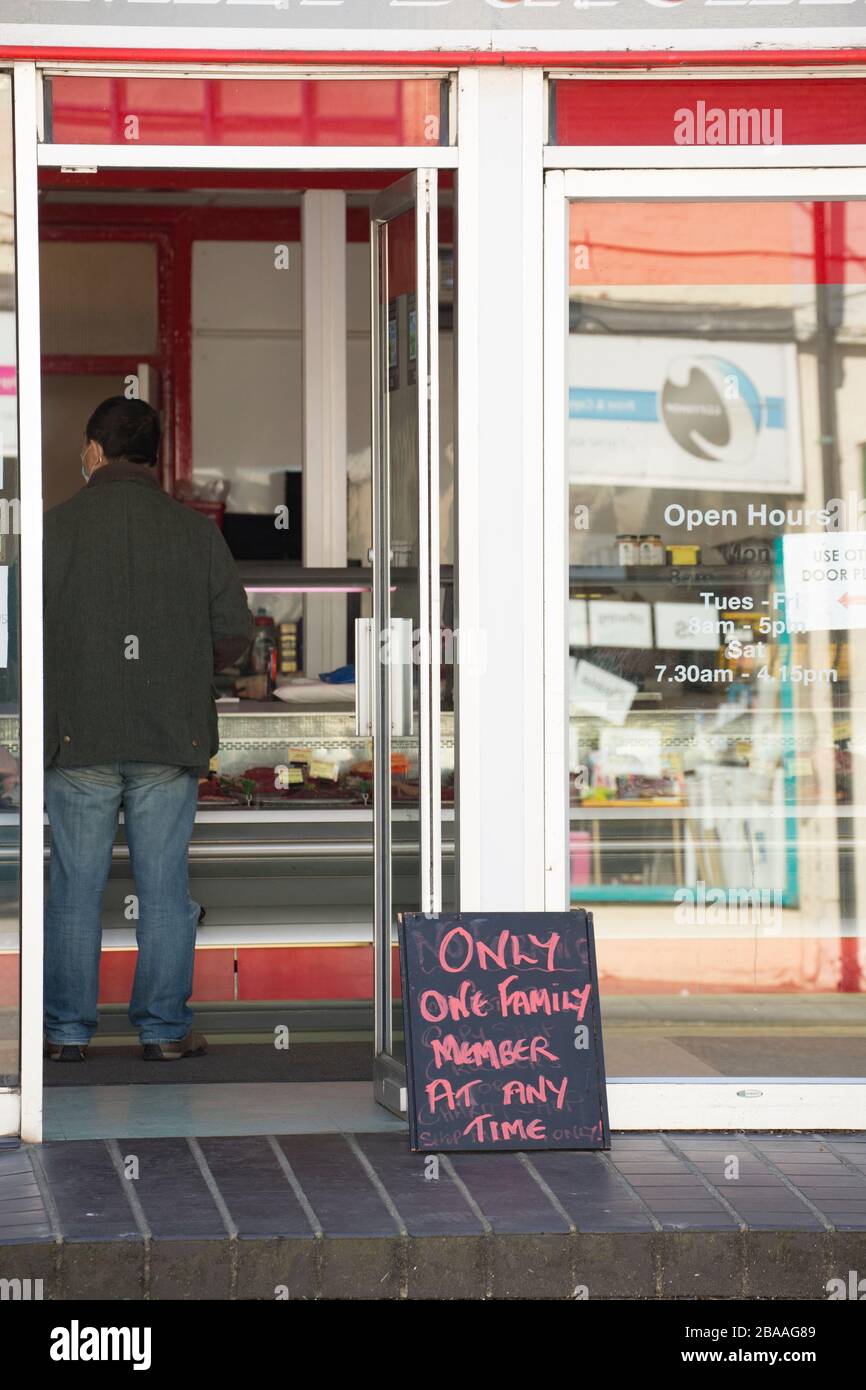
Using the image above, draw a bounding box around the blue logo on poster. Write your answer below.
[659,355,769,465]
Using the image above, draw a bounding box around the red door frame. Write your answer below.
[39,219,176,486]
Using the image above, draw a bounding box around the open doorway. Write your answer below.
[38,167,456,1135]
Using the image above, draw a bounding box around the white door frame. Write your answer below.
[38,145,458,172]
[544,161,866,1130]
[10,62,44,1144]
[6,58,458,1141]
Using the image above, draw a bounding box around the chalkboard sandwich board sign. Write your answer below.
[398,911,609,1153]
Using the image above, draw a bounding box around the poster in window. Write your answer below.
[0,565,8,668]
[568,335,803,493]
[407,292,417,386]
[438,246,454,303]
[388,298,399,392]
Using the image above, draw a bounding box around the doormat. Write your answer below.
[42,1041,374,1086]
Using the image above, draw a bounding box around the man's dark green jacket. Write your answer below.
[43,461,254,773]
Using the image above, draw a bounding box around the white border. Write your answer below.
[454,68,481,911]
[0,1090,20,1139]
[522,69,548,910]
[543,169,569,911]
[560,166,866,197]
[417,167,443,915]
[39,144,459,170]
[40,64,452,79]
[609,1080,866,1130]
[548,145,866,169]
[452,66,547,913]
[13,62,44,1146]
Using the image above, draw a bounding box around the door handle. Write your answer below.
[388,618,413,738]
[354,618,374,737]
[354,617,413,738]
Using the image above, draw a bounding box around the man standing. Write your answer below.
[42,397,253,1062]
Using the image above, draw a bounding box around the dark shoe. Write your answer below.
[44,1040,87,1063]
[141,1031,208,1062]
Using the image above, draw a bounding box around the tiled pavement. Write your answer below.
[1,1132,865,1299]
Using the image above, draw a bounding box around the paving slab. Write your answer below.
[0,1131,864,1299]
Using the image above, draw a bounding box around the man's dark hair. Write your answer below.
[85,397,161,467]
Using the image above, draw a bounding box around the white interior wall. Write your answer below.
[184,207,455,678]
[191,239,303,514]
[347,239,372,564]
[302,190,348,676]
[346,237,454,566]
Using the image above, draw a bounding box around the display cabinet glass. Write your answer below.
[200,564,455,811]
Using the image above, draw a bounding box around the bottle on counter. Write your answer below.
[250,609,279,696]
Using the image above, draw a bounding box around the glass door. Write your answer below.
[369,171,441,1115]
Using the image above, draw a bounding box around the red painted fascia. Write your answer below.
[4,46,866,68]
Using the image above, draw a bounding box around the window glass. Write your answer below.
[567,198,866,1080]
[551,78,866,146]
[0,73,21,1087]
[45,77,450,148]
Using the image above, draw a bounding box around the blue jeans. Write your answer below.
[44,762,200,1045]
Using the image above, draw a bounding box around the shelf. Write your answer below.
[216,698,356,715]
[569,563,773,587]
[214,708,455,740]
[238,563,454,589]
[572,885,798,907]
[572,885,681,903]
[0,806,457,834]
[576,797,685,809]
[570,804,802,820]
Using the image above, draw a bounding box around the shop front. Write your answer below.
[0,6,864,1143]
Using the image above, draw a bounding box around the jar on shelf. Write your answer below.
[639,534,665,565]
[617,534,639,565]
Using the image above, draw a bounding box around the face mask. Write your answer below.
[81,462,89,482]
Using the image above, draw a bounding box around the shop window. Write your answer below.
[44,76,451,148]
[565,197,866,1080]
[550,77,866,146]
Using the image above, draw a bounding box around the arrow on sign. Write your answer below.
[838,593,866,609]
